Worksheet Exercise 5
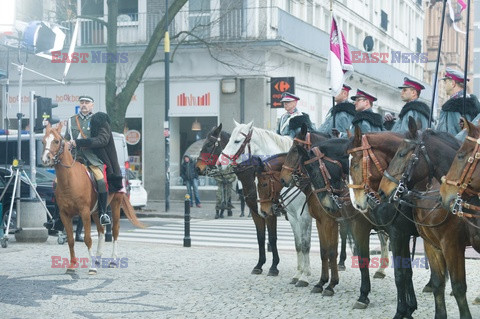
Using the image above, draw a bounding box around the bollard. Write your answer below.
[183,194,191,247]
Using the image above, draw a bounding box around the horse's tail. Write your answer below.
[120,193,146,228]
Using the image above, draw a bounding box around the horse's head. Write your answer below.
[196,124,227,175]
[42,122,64,167]
[280,136,310,187]
[256,155,286,217]
[219,120,254,168]
[304,139,349,213]
[440,118,480,212]
[347,127,402,212]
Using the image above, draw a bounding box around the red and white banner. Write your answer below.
[447,0,467,34]
[328,15,354,97]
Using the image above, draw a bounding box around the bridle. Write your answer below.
[282,133,312,186]
[199,133,223,172]
[44,137,76,168]
[221,129,253,163]
[442,135,480,217]
[304,146,349,209]
[347,135,386,206]
[383,137,434,202]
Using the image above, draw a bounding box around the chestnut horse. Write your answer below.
[378,118,472,318]
[41,123,144,274]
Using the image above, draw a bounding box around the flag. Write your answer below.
[447,0,467,34]
[328,15,353,97]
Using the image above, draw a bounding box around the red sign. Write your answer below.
[270,77,295,109]
[125,130,141,145]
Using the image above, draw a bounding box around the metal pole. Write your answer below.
[15,64,24,224]
[462,0,471,117]
[164,0,170,212]
[29,91,35,198]
[240,79,245,123]
[183,194,191,247]
[428,0,448,128]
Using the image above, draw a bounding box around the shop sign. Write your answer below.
[125,129,141,145]
[169,81,219,117]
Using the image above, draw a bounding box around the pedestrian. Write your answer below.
[276,92,314,138]
[318,84,356,137]
[180,155,202,208]
[209,165,236,219]
[436,68,480,135]
[386,77,430,132]
[349,89,383,133]
[236,180,247,217]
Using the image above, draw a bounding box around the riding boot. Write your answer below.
[75,218,84,242]
[220,210,224,218]
[97,192,111,225]
[215,210,220,219]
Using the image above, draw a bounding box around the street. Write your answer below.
[1,216,480,319]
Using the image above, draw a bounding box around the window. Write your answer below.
[380,10,388,31]
[189,0,211,38]
[81,0,103,17]
[118,0,138,21]
[416,0,422,6]
[416,37,422,53]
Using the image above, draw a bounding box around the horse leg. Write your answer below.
[311,219,329,294]
[251,212,266,274]
[323,217,339,296]
[338,221,347,271]
[286,211,302,284]
[266,215,279,276]
[108,196,122,268]
[351,220,372,309]
[297,212,312,286]
[373,232,389,279]
[424,241,448,319]
[60,214,76,274]
[88,211,105,274]
[443,241,471,318]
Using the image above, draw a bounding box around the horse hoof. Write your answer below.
[338,264,346,271]
[267,269,279,276]
[322,288,334,297]
[290,278,298,284]
[88,269,98,275]
[251,268,263,275]
[353,301,369,309]
[310,286,323,294]
[422,285,433,293]
[65,268,76,274]
[373,271,386,279]
[295,280,309,288]
[473,296,480,305]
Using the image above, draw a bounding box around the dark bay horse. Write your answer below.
[378,118,472,318]
[195,124,281,276]
[41,123,144,274]
[348,127,419,318]
[279,127,390,306]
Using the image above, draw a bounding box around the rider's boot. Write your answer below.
[97,192,111,225]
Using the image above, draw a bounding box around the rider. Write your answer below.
[318,84,356,137]
[349,89,384,133]
[385,77,430,132]
[68,96,114,226]
[276,92,314,138]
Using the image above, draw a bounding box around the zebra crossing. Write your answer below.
[92,218,383,253]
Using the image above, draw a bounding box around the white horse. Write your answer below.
[221,121,313,286]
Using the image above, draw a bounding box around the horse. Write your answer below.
[41,123,144,274]
[249,153,313,286]
[347,127,420,319]
[378,118,472,318]
[279,125,391,307]
[195,124,282,276]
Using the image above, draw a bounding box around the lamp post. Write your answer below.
[164,0,170,212]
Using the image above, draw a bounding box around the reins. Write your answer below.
[221,129,253,163]
[45,138,76,168]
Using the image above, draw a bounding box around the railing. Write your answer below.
[60,7,280,47]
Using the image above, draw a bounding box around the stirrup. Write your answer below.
[99,214,111,225]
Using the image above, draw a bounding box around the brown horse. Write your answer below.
[378,118,472,318]
[41,123,144,274]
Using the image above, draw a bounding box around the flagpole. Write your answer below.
[331,0,336,128]
[462,0,471,118]
[428,0,448,128]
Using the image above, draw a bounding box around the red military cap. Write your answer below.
[342,84,352,92]
[280,92,300,102]
[398,77,425,91]
[351,89,377,103]
[441,68,469,83]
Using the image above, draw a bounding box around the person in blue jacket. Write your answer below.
[349,89,383,133]
[318,84,356,137]
[436,68,480,135]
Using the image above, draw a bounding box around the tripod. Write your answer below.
[0,160,52,248]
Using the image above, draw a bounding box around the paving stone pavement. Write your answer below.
[1,234,480,319]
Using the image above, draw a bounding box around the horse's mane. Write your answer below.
[423,129,461,151]
[253,127,293,149]
[310,130,331,139]
[263,153,288,163]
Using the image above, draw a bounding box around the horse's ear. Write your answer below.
[407,116,418,139]
[463,117,476,137]
[45,123,52,131]
[300,123,308,137]
[346,129,352,138]
[56,121,63,132]
[246,121,253,130]
[233,119,240,126]
[213,123,222,136]
[353,125,362,146]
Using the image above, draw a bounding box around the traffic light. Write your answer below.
[35,96,59,132]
